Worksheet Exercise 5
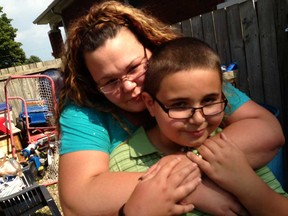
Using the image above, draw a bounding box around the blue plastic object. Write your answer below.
[268,148,285,187]
[28,155,42,171]
[260,103,285,187]
[19,100,49,126]
[0,102,12,111]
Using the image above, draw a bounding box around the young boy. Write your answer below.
[109,37,287,215]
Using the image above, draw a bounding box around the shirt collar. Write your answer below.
[128,127,159,158]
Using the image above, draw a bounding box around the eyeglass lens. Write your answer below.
[100,47,148,94]
[168,102,226,119]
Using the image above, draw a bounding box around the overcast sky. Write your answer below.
[1,0,59,61]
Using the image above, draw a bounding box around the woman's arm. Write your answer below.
[58,151,144,216]
[58,104,146,215]
[58,151,201,216]
[218,100,284,168]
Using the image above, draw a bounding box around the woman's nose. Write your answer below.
[122,80,137,92]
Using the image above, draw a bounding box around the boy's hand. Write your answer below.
[188,132,255,196]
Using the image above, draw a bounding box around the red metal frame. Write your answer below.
[4,75,58,158]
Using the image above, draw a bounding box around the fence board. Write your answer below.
[0,68,8,76]
[191,15,204,40]
[0,59,62,81]
[274,0,288,136]
[214,8,231,65]
[258,0,282,115]
[240,1,264,103]
[172,22,182,33]
[226,5,249,95]
[202,12,217,51]
[181,19,192,37]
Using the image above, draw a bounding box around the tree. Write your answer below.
[0,6,26,69]
[25,55,42,64]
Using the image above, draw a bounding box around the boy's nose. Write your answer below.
[188,110,205,125]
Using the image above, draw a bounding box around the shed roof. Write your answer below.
[33,0,74,26]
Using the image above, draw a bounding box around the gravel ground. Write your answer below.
[29,157,62,216]
[31,147,63,215]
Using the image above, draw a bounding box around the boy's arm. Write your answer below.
[188,133,288,216]
[232,167,288,216]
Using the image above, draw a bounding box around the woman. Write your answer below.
[57,1,284,215]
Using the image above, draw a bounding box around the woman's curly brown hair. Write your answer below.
[56,0,181,132]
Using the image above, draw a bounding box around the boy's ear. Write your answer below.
[142,92,156,117]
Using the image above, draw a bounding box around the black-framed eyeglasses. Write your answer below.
[98,46,148,94]
[149,94,228,119]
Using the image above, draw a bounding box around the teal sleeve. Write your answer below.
[59,102,135,155]
[223,82,250,115]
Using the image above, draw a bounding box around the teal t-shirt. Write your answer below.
[60,83,250,155]
[59,103,137,155]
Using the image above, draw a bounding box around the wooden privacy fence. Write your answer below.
[173,0,287,125]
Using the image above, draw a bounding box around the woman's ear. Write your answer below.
[142,92,156,117]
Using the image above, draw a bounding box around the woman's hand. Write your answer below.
[124,157,201,216]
